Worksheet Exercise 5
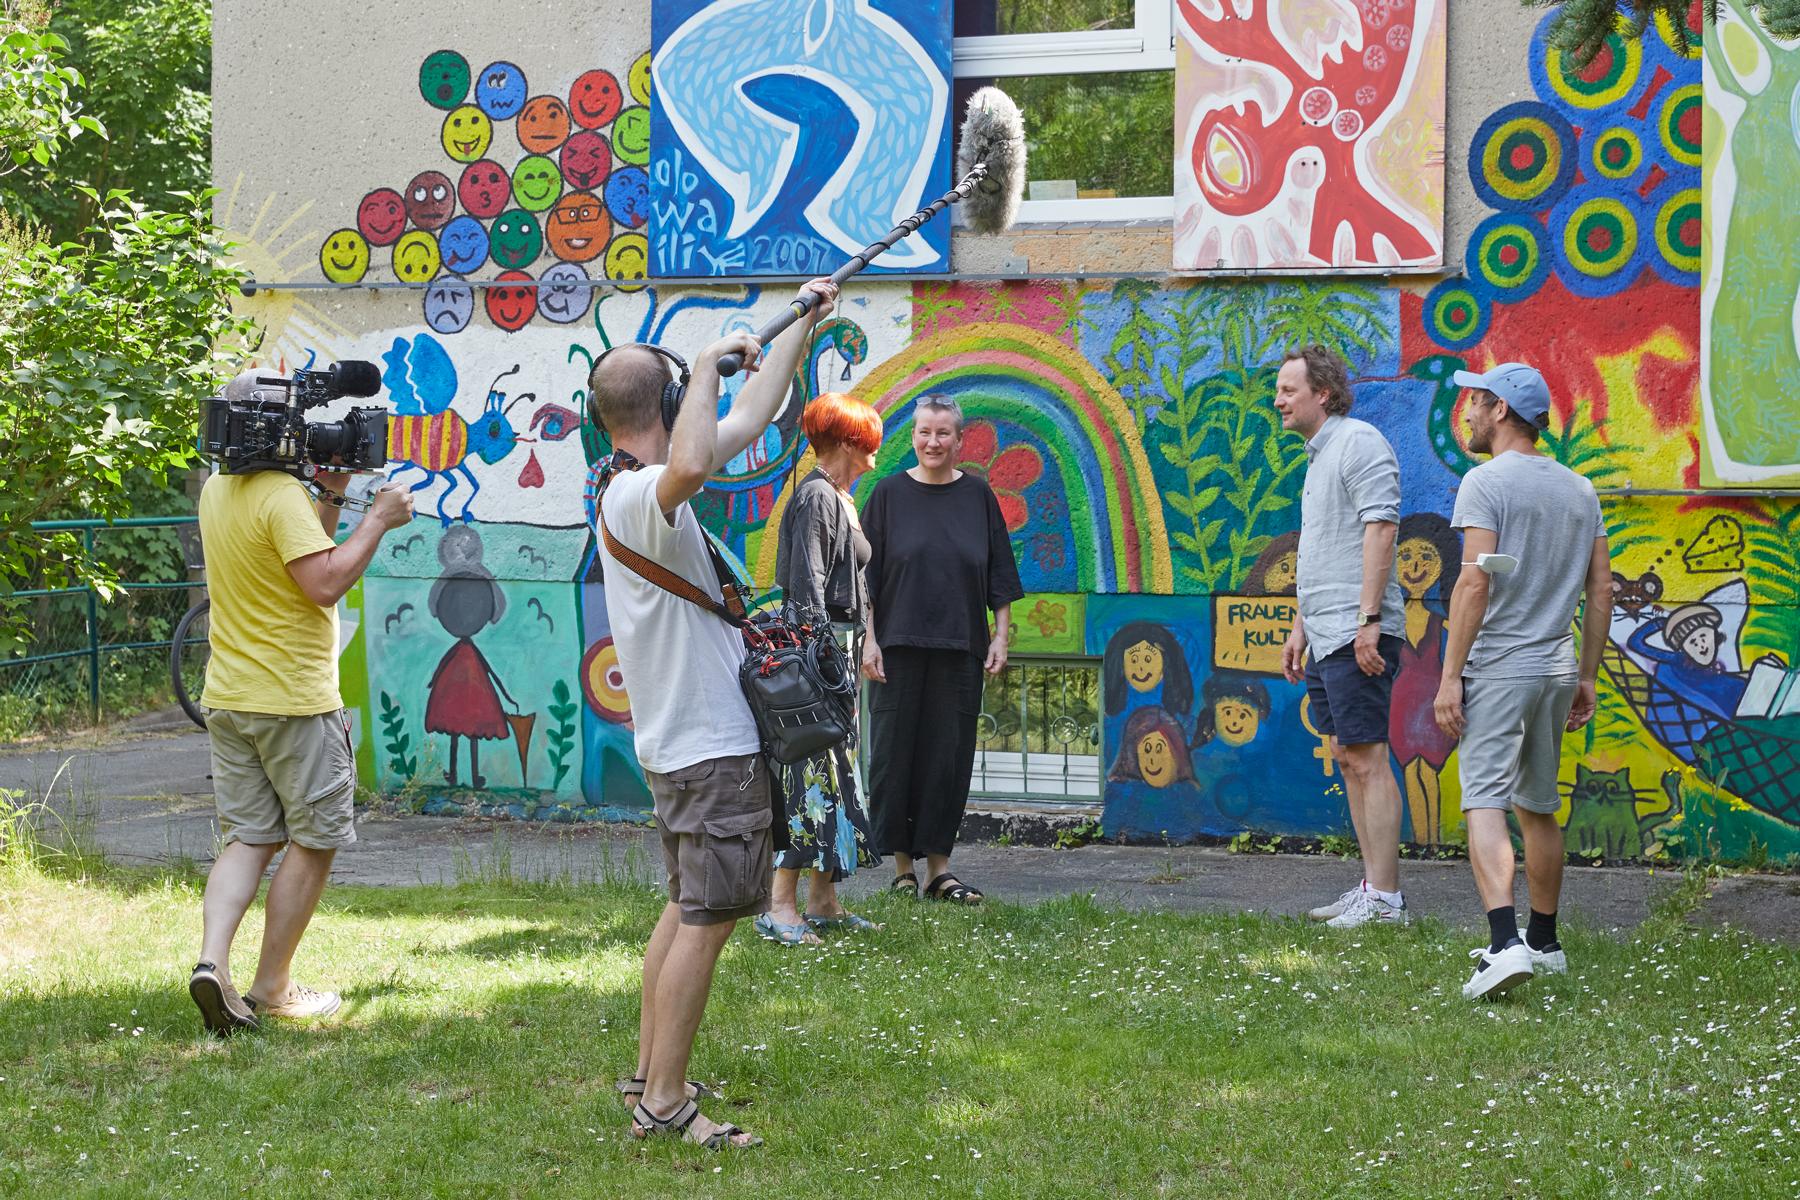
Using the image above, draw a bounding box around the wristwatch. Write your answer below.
[1358,610,1382,627]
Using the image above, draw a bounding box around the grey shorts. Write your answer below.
[648,753,773,927]
[208,708,357,850]
[1457,675,1578,814]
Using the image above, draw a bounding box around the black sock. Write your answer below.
[1486,907,1520,954]
[1526,909,1559,950]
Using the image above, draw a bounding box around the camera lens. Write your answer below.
[306,420,356,461]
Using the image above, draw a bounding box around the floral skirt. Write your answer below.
[774,624,879,878]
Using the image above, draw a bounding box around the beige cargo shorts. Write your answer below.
[207,708,357,850]
[647,753,773,926]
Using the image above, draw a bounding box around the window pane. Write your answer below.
[955,0,1136,37]
[955,72,1173,200]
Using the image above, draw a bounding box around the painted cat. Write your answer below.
[1562,765,1678,859]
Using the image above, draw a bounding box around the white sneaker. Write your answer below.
[1308,882,1365,922]
[1463,943,1534,1000]
[1325,889,1409,928]
[1523,936,1567,975]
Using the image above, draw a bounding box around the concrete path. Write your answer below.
[6,717,1794,941]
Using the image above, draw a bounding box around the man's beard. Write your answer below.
[1468,421,1491,455]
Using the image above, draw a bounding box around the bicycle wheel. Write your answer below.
[171,598,211,730]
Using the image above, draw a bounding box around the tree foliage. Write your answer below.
[0,0,105,181]
[0,0,246,652]
[1528,0,1800,68]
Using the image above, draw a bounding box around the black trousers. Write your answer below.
[868,645,985,860]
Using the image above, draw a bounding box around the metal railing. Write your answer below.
[4,517,204,722]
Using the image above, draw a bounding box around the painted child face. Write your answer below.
[1397,537,1442,599]
[403,171,456,230]
[1137,732,1177,788]
[356,188,407,246]
[516,95,571,154]
[546,192,609,263]
[1263,551,1297,593]
[1213,698,1259,747]
[559,131,612,191]
[1680,625,1719,667]
[458,160,511,220]
[1123,640,1164,693]
[568,68,622,130]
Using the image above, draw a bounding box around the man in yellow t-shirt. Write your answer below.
[187,399,414,1037]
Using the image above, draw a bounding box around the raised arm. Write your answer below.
[714,279,838,470]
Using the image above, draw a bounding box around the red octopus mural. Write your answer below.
[1174,0,1445,270]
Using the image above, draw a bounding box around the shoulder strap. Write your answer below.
[598,502,749,629]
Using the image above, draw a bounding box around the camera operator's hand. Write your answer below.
[370,484,415,531]
[698,331,764,377]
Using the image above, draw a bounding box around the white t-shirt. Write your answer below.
[599,465,760,773]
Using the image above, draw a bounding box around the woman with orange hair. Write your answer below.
[757,392,885,945]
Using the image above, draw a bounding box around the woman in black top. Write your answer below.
[758,393,884,946]
[861,394,1024,903]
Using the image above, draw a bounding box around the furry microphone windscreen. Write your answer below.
[956,86,1026,235]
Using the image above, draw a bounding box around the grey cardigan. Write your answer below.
[775,471,866,623]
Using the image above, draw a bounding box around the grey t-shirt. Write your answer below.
[1451,452,1606,678]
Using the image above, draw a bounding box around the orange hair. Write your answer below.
[801,391,883,456]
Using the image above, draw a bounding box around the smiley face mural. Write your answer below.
[488,209,543,270]
[610,106,650,167]
[392,229,441,282]
[418,49,470,110]
[568,68,622,130]
[457,159,511,220]
[546,191,608,264]
[559,130,611,192]
[356,188,407,246]
[320,228,370,282]
[537,261,593,324]
[474,60,529,120]
[1109,707,1195,790]
[516,95,571,154]
[437,214,489,274]
[321,49,654,327]
[422,278,474,334]
[484,269,537,331]
[403,170,456,230]
[511,155,564,213]
[441,104,494,163]
[604,166,650,229]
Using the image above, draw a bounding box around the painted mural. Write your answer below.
[313,48,656,331]
[1172,0,1447,271]
[648,0,951,277]
[220,5,1800,863]
[1701,0,1800,484]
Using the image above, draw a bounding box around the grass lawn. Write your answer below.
[1,860,1796,1199]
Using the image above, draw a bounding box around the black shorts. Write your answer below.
[1304,634,1403,747]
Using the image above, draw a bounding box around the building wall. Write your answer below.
[214,0,1800,857]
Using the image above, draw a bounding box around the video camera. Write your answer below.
[202,360,388,477]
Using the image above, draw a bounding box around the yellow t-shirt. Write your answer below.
[198,471,341,715]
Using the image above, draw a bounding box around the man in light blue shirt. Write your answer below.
[1276,345,1410,928]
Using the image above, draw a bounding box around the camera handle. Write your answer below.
[308,480,376,514]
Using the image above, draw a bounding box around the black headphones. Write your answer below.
[590,342,690,433]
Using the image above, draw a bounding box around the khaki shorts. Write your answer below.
[208,708,357,850]
[648,753,773,926]
[1457,675,1579,815]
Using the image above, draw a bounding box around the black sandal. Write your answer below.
[630,1099,762,1150]
[923,873,984,905]
[616,1077,720,1106]
[890,872,919,896]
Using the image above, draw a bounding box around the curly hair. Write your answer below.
[1282,344,1354,415]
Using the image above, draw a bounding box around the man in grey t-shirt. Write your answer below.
[1433,363,1613,1001]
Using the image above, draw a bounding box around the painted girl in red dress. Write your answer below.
[424,527,516,788]
[1388,513,1461,843]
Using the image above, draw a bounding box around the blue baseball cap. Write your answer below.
[1452,362,1552,429]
